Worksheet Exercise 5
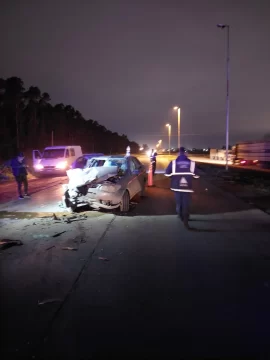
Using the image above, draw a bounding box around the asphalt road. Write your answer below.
[1,160,270,359]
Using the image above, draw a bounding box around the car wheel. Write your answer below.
[120,190,130,212]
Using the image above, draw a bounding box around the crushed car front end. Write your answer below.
[62,166,127,211]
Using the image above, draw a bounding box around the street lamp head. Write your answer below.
[173,106,179,110]
[166,123,170,127]
[217,23,228,28]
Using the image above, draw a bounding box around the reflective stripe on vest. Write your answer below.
[170,188,194,192]
[166,159,195,176]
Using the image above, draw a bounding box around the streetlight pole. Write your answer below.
[217,23,230,171]
[174,106,181,149]
[166,124,171,155]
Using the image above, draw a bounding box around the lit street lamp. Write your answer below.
[166,124,171,155]
[173,106,181,149]
[217,23,230,170]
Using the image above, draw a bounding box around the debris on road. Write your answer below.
[62,247,78,251]
[64,214,87,223]
[46,245,55,251]
[0,239,23,250]
[52,213,60,221]
[38,298,62,305]
[52,231,66,238]
[33,234,50,239]
[98,256,109,261]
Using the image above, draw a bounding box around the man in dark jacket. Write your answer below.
[150,149,157,175]
[165,147,197,229]
[11,152,30,199]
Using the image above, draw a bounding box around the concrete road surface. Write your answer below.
[1,165,270,359]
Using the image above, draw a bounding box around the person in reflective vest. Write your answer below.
[165,147,197,228]
[150,149,157,175]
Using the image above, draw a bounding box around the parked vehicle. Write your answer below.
[62,154,147,212]
[232,141,270,168]
[33,146,82,174]
[210,148,234,162]
[70,153,104,169]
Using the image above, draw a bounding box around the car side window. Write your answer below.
[129,159,136,172]
[132,157,141,169]
[77,157,87,167]
[65,149,69,158]
[70,148,75,156]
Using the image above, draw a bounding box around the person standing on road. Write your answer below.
[165,147,197,229]
[150,149,158,175]
[11,152,30,200]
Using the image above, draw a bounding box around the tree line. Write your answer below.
[0,77,140,160]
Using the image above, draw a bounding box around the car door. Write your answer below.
[127,157,142,198]
[32,150,42,168]
[132,157,146,190]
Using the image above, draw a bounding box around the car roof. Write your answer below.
[89,155,126,160]
[82,153,104,158]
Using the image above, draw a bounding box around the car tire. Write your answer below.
[120,190,130,212]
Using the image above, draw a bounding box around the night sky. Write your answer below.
[1,0,269,149]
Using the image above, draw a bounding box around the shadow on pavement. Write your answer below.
[114,176,254,218]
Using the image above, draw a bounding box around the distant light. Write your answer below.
[166,123,170,127]
[173,106,179,110]
[139,147,143,151]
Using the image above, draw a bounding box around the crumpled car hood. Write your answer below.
[66,166,118,189]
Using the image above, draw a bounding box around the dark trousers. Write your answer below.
[174,191,191,221]
[152,161,156,175]
[15,174,28,196]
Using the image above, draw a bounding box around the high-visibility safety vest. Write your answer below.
[165,158,195,192]
[150,151,157,163]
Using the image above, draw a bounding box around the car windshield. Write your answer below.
[90,158,127,174]
[91,159,106,167]
[43,149,65,159]
[105,158,126,167]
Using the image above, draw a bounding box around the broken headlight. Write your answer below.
[99,184,121,193]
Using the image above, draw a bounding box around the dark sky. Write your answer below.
[1,0,270,149]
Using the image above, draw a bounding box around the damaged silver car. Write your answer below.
[62,155,147,212]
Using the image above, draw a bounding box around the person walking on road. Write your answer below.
[165,147,197,229]
[11,152,30,200]
[150,149,157,175]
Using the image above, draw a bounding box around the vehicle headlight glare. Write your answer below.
[56,161,68,169]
